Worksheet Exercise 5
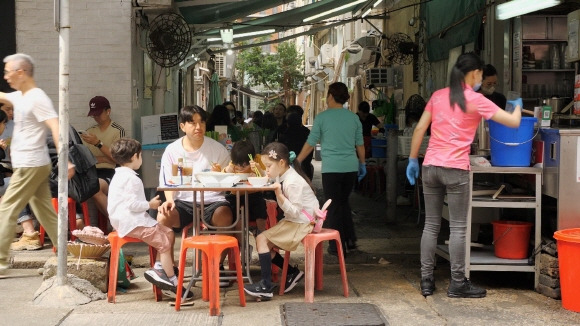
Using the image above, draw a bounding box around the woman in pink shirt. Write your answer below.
[406,53,522,299]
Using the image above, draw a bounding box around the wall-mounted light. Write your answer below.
[220,27,234,44]
[496,0,561,20]
[208,29,275,42]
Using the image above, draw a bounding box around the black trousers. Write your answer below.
[322,172,357,247]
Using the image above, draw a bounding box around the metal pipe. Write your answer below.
[386,129,397,221]
[57,0,70,286]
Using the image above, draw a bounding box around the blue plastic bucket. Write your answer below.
[371,138,386,158]
[488,117,537,167]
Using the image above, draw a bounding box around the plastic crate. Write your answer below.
[398,136,429,156]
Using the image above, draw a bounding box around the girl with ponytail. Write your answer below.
[406,52,522,299]
[244,142,319,300]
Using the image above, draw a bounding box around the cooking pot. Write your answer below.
[543,97,572,113]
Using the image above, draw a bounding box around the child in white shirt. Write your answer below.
[244,142,319,300]
[108,138,192,301]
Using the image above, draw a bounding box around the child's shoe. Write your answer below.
[144,268,174,290]
[284,266,304,293]
[244,279,276,299]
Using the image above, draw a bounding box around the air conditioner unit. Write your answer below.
[136,0,172,6]
[349,46,374,65]
[365,68,389,87]
[214,54,227,78]
[320,43,334,66]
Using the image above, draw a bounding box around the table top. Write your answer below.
[158,182,277,192]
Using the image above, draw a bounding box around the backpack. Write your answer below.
[48,126,99,203]
[302,199,332,233]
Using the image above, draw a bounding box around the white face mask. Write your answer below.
[473,83,482,92]
[481,86,495,95]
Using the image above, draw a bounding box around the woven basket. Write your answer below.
[71,228,108,245]
[67,242,110,259]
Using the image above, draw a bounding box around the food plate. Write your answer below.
[195,172,241,187]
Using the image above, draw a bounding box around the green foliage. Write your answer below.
[235,41,304,92]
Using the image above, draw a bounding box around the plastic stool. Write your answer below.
[175,235,246,315]
[96,210,110,235]
[39,198,90,246]
[107,231,161,303]
[279,228,349,303]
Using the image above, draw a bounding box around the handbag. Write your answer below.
[302,199,332,233]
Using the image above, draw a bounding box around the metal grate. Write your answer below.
[282,302,389,326]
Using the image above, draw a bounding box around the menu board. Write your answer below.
[141,113,180,145]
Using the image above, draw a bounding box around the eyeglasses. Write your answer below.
[3,69,24,75]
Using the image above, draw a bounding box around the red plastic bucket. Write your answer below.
[492,221,532,259]
[554,228,580,312]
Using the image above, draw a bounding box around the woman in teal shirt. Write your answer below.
[296,82,366,255]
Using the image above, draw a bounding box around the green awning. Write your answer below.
[423,0,485,62]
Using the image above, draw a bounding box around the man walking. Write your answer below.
[0,53,66,274]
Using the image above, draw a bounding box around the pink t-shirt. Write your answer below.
[422,86,499,170]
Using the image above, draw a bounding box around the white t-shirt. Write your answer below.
[108,167,157,237]
[6,89,57,168]
[158,136,230,203]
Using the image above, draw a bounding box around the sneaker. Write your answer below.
[447,278,487,298]
[420,277,435,297]
[244,279,275,299]
[284,266,304,294]
[144,268,175,291]
[10,231,42,251]
[162,287,194,301]
[219,265,232,288]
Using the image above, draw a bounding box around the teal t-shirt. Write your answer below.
[306,108,363,173]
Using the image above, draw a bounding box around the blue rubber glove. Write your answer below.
[506,98,523,112]
[406,158,419,185]
[357,162,367,182]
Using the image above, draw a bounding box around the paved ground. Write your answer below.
[1,161,580,325]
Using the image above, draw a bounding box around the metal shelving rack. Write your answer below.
[435,166,542,289]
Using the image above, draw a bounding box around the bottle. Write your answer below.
[225,134,233,152]
[551,45,560,70]
[177,158,184,185]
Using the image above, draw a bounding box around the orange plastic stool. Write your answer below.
[279,228,349,303]
[39,198,90,246]
[175,235,246,315]
[107,231,162,303]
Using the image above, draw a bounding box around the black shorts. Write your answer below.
[225,192,267,221]
[97,168,116,184]
[173,199,233,232]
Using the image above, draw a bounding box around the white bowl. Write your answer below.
[170,175,193,185]
[195,172,240,187]
[247,176,269,187]
[234,172,251,181]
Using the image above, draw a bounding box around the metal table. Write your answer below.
[158,182,276,286]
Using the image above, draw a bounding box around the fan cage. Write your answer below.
[146,13,192,68]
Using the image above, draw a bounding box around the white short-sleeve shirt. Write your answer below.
[5,89,57,168]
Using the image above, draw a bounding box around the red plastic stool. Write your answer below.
[175,235,246,315]
[107,231,161,303]
[39,198,91,246]
[279,228,349,303]
[97,210,110,235]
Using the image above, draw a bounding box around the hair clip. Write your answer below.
[268,149,278,159]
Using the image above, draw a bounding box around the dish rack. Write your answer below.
[398,136,429,156]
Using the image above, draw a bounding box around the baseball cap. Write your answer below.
[88,96,110,116]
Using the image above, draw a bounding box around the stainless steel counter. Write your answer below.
[540,128,580,230]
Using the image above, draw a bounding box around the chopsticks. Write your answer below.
[248,154,261,177]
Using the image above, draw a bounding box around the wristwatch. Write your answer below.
[96,141,103,149]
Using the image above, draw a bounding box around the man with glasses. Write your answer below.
[0,53,74,274]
